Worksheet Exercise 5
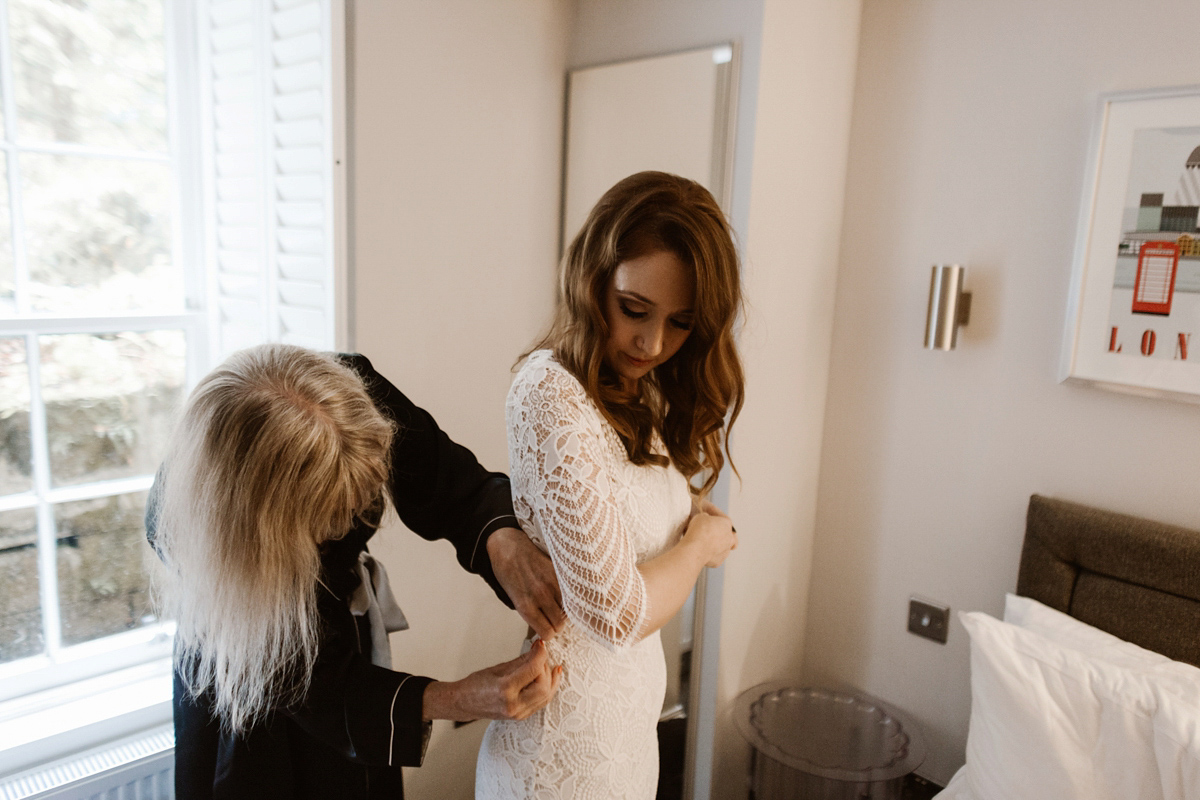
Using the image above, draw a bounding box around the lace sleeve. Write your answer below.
[507,357,647,649]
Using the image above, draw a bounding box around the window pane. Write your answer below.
[0,155,12,314]
[55,491,156,647]
[40,330,185,488]
[10,0,167,151]
[0,507,42,663]
[22,154,180,314]
[0,338,33,496]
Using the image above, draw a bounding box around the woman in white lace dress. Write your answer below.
[476,172,745,799]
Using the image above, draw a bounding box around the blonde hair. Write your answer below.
[152,344,394,733]
[529,171,744,496]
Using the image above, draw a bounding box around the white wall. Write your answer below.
[805,0,1200,786]
[350,1,570,797]
[715,1,862,797]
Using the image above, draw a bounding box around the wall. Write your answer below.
[350,1,570,797]
[715,0,862,797]
[804,0,1200,786]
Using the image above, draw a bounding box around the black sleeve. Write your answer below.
[339,353,518,608]
[282,588,436,768]
[155,472,439,767]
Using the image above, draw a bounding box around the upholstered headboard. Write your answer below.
[1016,494,1200,668]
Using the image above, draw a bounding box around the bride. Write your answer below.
[476,171,745,799]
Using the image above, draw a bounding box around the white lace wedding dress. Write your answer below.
[475,350,693,800]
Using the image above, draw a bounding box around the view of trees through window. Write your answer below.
[0,0,188,671]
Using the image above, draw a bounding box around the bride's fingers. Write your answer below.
[700,499,730,520]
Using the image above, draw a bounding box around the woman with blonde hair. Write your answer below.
[149,344,566,800]
[475,171,744,799]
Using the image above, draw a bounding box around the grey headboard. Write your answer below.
[1016,494,1200,668]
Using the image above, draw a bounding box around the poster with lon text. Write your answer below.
[1064,87,1200,402]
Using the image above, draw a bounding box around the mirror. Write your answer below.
[561,42,739,800]
[563,43,736,249]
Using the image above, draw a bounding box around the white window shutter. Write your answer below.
[199,0,338,362]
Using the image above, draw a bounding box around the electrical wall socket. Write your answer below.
[907,597,949,644]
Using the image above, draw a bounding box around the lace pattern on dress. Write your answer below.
[506,351,649,648]
[475,350,693,800]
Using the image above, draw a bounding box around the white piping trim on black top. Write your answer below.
[388,674,414,767]
[469,514,520,571]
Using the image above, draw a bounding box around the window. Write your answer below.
[0,0,196,702]
[0,0,344,710]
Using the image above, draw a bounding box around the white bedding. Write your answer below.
[937,596,1200,800]
[932,766,972,800]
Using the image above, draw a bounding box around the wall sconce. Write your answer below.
[924,264,972,350]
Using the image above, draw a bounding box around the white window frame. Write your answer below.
[0,0,347,771]
[0,0,207,705]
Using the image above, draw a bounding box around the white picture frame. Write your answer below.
[1061,85,1200,402]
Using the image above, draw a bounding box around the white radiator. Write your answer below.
[0,727,173,800]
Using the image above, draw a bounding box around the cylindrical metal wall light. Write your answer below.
[924,264,971,350]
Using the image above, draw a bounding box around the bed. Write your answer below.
[934,494,1200,800]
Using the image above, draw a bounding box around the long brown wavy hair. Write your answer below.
[528,171,744,496]
[151,344,394,733]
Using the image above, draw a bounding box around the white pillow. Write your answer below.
[1003,593,1200,706]
[932,766,975,800]
[960,611,1200,800]
[1153,689,1200,799]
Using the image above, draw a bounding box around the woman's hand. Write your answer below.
[422,639,564,722]
[635,503,738,640]
[683,512,737,568]
[487,527,567,640]
[689,497,736,526]
[696,498,732,523]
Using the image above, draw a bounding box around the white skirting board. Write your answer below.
[0,726,174,800]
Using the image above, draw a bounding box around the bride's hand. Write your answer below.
[683,512,737,568]
[696,498,733,525]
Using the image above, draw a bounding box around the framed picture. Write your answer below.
[1062,86,1200,402]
